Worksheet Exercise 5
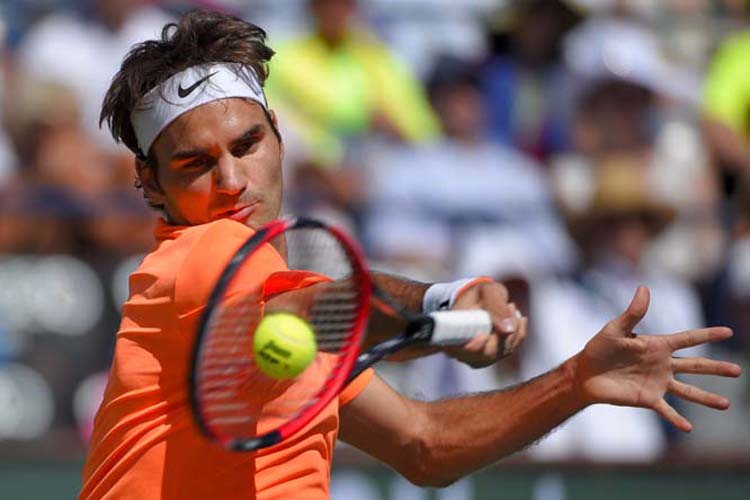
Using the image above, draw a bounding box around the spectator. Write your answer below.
[364,55,576,279]
[699,14,750,376]
[480,0,582,161]
[552,16,724,284]
[264,0,439,181]
[702,29,750,234]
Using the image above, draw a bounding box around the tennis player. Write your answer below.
[80,10,742,500]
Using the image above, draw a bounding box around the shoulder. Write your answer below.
[272,34,322,61]
[172,220,273,314]
[179,218,256,257]
[170,220,289,319]
[706,31,750,83]
[150,218,255,266]
[131,219,257,301]
[348,30,401,64]
[716,31,750,57]
[267,34,328,84]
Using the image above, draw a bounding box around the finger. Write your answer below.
[653,399,692,432]
[672,357,743,377]
[482,332,500,358]
[454,280,508,309]
[461,334,491,352]
[668,379,731,410]
[668,327,733,350]
[483,287,517,333]
[610,286,650,335]
[480,280,509,304]
[504,317,528,354]
[496,303,519,334]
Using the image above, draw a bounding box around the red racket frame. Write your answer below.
[189,217,372,451]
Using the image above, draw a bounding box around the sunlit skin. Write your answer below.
[139,98,284,230]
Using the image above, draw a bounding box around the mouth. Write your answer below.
[217,203,258,223]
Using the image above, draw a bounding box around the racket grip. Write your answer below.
[428,310,492,345]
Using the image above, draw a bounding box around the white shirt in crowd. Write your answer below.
[16,5,173,148]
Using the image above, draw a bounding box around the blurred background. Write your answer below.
[0,0,748,498]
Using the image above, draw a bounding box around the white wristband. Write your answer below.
[422,278,477,313]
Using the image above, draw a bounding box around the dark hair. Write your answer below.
[101,9,275,160]
[425,55,480,104]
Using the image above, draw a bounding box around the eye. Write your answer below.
[181,156,212,171]
[231,134,262,158]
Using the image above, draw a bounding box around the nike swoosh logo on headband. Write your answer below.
[177,71,219,98]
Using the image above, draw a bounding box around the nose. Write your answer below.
[214,155,246,196]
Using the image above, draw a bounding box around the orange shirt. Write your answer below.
[80,219,373,500]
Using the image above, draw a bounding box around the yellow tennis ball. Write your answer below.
[253,313,317,379]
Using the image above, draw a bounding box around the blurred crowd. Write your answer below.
[0,0,748,469]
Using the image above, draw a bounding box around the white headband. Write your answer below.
[131,63,268,155]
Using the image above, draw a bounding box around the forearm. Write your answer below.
[413,356,586,485]
[364,272,440,360]
[371,271,428,312]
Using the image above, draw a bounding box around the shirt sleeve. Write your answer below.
[704,33,750,136]
[369,43,441,143]
[339,368,374,407]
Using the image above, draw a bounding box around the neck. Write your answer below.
[319,32,346,48]
[448,132,483,147]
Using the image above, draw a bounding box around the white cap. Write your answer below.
[563,18,699,103]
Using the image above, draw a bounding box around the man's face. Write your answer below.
[94,0,137,31]
[312,0,357,43]
[146,98,284,230]
[433,83,485,142]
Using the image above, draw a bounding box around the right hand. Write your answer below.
[445,279,528,368]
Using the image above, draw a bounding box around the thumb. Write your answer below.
[611,286,650,335]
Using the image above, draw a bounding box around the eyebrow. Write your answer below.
[230,124,264,148]
[169,124,265,161]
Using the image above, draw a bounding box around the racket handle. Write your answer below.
[428,310,492,345]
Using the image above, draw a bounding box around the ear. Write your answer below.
[267,109,285,161]
[135,157,166,208]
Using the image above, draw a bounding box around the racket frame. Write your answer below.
[189,217,372,451]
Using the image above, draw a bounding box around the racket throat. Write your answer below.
[350,321,428,379]
[405,316,435,342]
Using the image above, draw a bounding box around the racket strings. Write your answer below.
[290,228,363,353]
[198,293,261,433]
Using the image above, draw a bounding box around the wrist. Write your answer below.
[561,354,593,410]
[422,277,493,313]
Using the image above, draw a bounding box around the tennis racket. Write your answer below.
[189,217,491,452]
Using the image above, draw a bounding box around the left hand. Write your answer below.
[444,280,528,368]
[573,286,743,431]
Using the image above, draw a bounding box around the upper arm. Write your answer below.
[339,374,428,480]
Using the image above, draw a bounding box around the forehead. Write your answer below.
[152,98,267,154]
